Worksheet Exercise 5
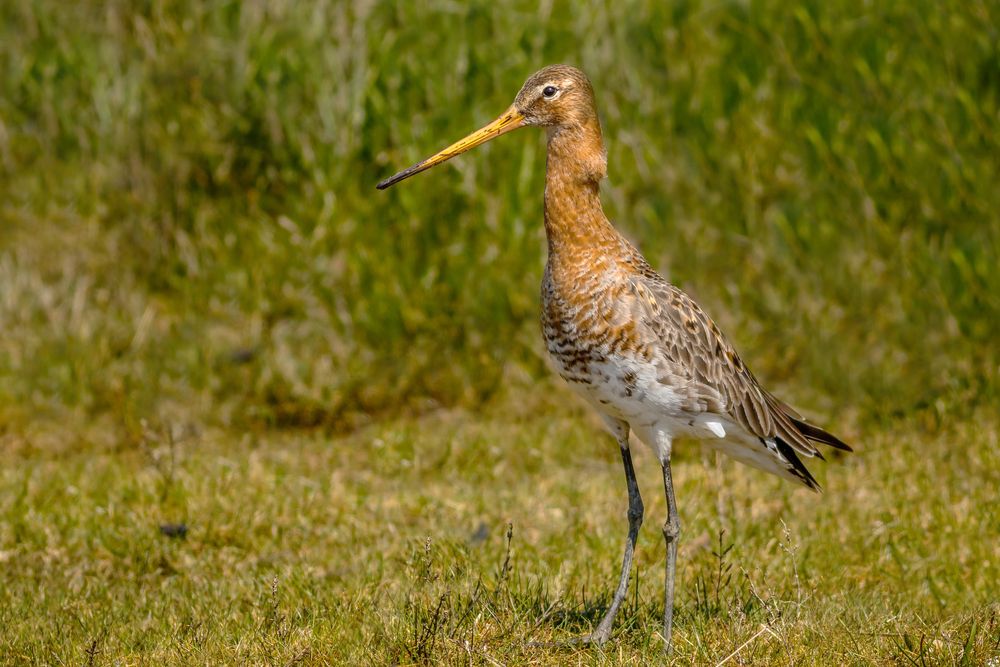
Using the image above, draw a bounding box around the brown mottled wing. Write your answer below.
[626,271,825,458]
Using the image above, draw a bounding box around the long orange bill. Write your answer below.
[376,106,526,190]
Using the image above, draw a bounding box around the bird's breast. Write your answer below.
[541,260,648,387]
[539,255,708,429]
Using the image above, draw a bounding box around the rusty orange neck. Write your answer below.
[543,117,621,259]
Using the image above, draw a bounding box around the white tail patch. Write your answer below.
[705,420,726,438]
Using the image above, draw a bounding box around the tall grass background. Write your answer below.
[2,0,997,437]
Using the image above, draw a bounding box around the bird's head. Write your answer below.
[376,65,597,190]
[513,64,598,129]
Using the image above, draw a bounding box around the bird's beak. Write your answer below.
[376,106,526,190]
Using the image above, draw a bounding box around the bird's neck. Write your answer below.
[543,118,620,259]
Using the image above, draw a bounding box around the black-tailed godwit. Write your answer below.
[377,64,851,652]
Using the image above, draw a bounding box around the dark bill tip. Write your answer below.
[376,161,426,190]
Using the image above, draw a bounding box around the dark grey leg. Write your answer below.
[586,429,644,645]
[661,456,680,653]
[526,420,643,649]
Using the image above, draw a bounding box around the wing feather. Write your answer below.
[627,267,847,456]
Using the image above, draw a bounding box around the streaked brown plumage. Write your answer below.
[378,64,851,652]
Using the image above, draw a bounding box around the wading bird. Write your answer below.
[377,65,850,652]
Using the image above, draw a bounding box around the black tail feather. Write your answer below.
[789,417,853,452]
[773,437,821,492]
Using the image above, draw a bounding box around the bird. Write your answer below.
[376,64,851,652]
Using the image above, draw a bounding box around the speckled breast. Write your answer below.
[540,264,633,389]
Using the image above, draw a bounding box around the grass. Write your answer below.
[2,396,998,664]
[2,0,999,663]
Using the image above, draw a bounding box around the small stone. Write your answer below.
[159,523,188,539]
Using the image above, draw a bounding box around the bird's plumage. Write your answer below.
[526,67,849,491]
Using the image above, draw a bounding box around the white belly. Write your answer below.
[555,355,808,484]
[556,355,713,440]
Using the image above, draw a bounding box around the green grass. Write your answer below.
[2,397,998,664]
[1,0,999,663]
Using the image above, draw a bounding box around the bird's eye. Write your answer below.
[542,85,558,98]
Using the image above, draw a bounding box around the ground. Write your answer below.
[2,390,998,664]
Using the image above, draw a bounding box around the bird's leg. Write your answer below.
[526,421,641,649]
[660,455,681,654]
[584,429,644,645]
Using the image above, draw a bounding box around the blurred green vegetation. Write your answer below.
[1,0,998,432]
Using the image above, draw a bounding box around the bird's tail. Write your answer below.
[788,416,853,452]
